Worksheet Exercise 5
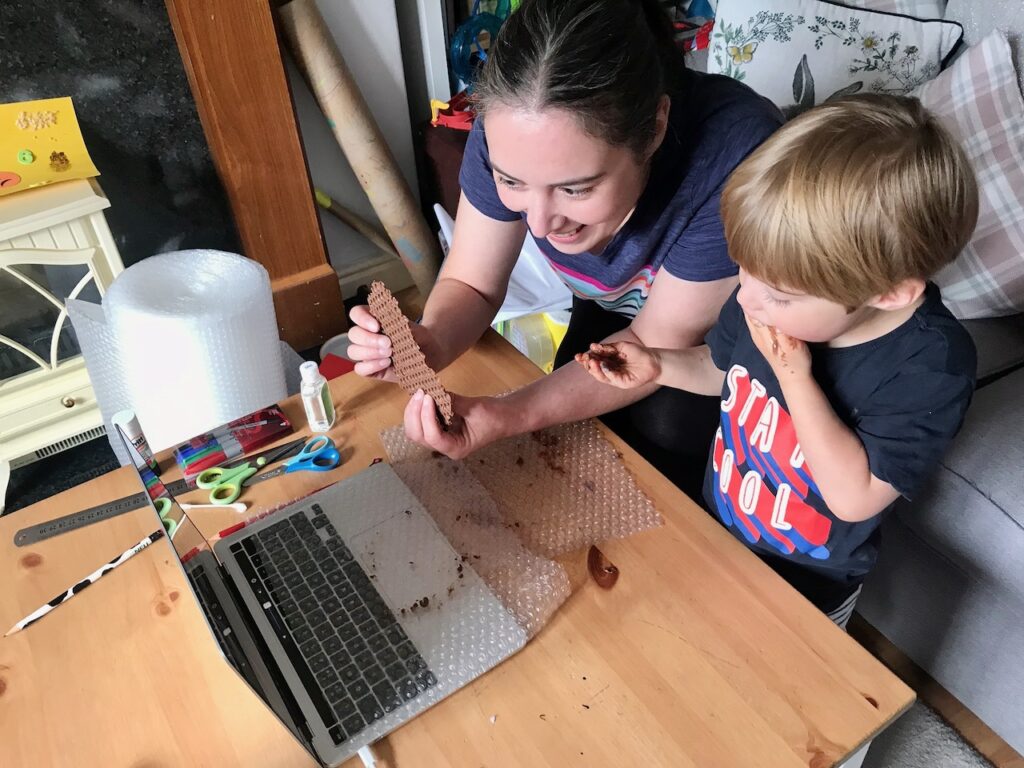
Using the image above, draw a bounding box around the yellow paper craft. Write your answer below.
[0,97,100,196]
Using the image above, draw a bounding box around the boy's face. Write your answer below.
[736,270,866,344]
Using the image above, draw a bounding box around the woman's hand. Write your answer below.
[744,314,811,380]
[402,390,507,460]
[347,305,438,381]
[575,342,662,388]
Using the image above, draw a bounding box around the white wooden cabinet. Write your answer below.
[0,180,124,467]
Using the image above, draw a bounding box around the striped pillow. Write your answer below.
[915,31,1024,318]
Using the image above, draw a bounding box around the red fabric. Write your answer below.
[319,354,355,380]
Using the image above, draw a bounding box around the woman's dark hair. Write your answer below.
[472,0,685,157]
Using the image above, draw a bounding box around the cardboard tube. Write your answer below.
[279,0,442,298]
[315,188,398,259]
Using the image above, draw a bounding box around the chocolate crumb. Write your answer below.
[585,347,626,373]
[419,597,429,608]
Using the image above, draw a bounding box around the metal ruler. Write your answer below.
[14,478,191,547]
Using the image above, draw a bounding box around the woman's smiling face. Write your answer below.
[483,105,658,254]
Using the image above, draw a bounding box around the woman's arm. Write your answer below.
[348,192,526,378]
[404,269,737,458]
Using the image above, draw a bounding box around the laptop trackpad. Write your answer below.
[345,511,462,616]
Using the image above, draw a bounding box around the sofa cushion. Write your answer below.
[860,515,1024,754]
[962,313,1024,380]
[847,0,946,18]
[893,364,1024,597]
[708,0,962,113]
[946,0,1024,94]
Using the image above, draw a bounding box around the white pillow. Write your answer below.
[709,0,963,113]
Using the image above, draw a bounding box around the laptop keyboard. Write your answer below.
[188,561,252,676]
[230,503,437,746]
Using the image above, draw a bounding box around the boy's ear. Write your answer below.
[867,278,926,311]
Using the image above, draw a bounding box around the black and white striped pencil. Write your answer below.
[4,528,165,637]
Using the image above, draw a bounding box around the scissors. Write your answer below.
[153,497,179,536]
[195,438,306,505]
[244,436,341,486]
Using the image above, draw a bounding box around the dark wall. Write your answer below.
[0,0,241,265]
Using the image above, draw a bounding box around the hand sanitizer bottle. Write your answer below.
[299,361,336,433]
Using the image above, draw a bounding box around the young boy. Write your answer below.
[577,95,979,628]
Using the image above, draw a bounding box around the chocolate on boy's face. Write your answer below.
[736,270,870,346]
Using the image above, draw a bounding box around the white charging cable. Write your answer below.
[357,744,378,767]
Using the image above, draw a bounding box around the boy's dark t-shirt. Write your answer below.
[702,285,976,610]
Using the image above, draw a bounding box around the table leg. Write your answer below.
[837,740,871,768]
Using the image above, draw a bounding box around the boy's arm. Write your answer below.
[776,374,900,522]
[745,318,899,522]
[576,341,725,395]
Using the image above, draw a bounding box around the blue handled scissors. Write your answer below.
[243,436,341,486]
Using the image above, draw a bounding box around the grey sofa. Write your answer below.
[858,314,1024,756]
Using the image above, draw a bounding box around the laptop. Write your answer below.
[117,427,528,765]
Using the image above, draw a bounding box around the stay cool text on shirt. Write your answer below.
[711,365,833,559]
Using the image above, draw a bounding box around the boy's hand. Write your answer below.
[744,315,811,379]
[575,342,661,388]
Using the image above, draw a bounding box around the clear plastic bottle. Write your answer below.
[299,361,336,433]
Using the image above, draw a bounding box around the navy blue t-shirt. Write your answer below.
[459,69,782,317]
[702,285,976,609]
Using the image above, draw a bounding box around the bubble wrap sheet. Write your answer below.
[377,453,572,637]
[382,418,662,637]
[384,419,663,558]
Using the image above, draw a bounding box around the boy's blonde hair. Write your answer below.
[721,94,979,308]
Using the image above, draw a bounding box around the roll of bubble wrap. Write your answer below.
[69,250,287,458]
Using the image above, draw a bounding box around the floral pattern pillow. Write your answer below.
[708,0,963,116]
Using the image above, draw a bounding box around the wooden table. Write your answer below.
[0,332,913,767]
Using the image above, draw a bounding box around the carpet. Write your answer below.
[865,702,994,768]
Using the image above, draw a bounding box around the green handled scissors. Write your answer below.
[196,463,260,505]
[194,438,306,505]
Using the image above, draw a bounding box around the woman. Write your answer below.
[348,0,781,498]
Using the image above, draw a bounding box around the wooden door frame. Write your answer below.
[164,0,346,352]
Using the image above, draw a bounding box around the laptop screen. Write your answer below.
[114,423,210,565]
